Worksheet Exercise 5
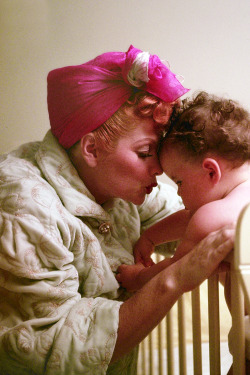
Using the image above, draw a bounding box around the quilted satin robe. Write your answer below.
[0,131,182,374]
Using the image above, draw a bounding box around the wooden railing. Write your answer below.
[137,203,250,374]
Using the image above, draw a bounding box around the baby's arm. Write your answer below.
[119,200,232,292]
[118,210,193,292]
[117,238,196,292]
[134,209,191,266]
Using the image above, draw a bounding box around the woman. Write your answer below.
[0,45,234,374]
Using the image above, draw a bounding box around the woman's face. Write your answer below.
[96,116,163,205]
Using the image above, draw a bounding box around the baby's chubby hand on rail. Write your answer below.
[116,262,147,292]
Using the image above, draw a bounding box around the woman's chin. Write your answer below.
[131,194,146,206]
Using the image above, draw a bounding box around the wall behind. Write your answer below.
[1,0,250,158]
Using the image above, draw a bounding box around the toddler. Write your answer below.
[116,91,250,291]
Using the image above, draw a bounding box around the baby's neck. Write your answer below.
[222,161,250,197]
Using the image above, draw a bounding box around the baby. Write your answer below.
[116,91,250,292]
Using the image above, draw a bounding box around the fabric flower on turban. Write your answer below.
[47,45,189,148]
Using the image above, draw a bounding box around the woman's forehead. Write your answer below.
[121,118,161,142]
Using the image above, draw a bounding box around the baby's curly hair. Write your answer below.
[164,91,250,166]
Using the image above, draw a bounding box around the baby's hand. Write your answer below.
[133,233,155,267]
[116,263,146,292]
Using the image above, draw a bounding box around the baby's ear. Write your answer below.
[80,134,98,167]
[202,158,222,184]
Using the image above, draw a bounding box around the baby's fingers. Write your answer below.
[134,253,154,267]
[144,257,155,267]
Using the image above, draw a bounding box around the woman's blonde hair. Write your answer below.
[93,91,176,152]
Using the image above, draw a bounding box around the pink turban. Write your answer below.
[47,45,189,148]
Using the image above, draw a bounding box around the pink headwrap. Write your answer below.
[47,45,189,148]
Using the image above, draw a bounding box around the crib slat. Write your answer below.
[178,295,187,375]
[148,332,154,375]
[155,254,164,375]
[207,274,221,375]
[191,287,203,374]
[157,319,164,375]
[231,269,246,374]
[166,309,175,375]
[232,203,249,374]
[140,339,147,375]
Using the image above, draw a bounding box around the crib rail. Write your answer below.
[138,278,245,375]
[138,281,230,374]
[231,203,250,374]
[138,234,249,375]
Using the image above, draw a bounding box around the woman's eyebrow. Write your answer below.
[133,138,158,146]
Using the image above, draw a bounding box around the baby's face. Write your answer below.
[159,144,208,213]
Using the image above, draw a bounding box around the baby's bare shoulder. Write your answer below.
[186,198,241,244]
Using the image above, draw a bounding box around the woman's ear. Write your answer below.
[80,134,98,167]
[202,158,222,185]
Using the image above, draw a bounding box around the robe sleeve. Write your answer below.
[0,173,122,374]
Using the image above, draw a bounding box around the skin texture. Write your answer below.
[69,113,235,363]
[113,226,234,361]
[116,144,250,292]
[71,116,163,205]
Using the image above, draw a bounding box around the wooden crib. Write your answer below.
[137,203,250,375]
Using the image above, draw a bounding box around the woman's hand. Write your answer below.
[111,224,235,363]
[175,224,235,294]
